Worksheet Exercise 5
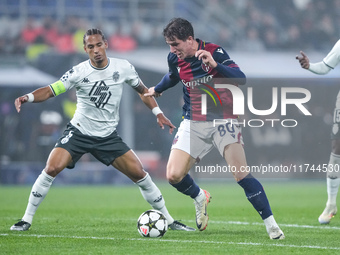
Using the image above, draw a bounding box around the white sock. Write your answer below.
[136,173,174,224]
[326,153,340,206]
[263,215,279,232]
[22,170,55,224]
[327,178,340,206]
[194,188,205,203]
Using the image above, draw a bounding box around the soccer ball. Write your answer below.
[137,209,168,238]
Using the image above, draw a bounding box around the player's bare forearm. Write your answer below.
[134,81,175,134]
[14,86,54,113]
[143,86,162,98]
[135,81,158,110]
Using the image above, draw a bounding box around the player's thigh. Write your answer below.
[223,143,249,181]
[331,139,340,155]
[45,147,72,177]
[331,96,340,154]
[166,149,196,183]
[112,150,145,182]
[171,119,212,163]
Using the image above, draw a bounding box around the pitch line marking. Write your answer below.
[6,217,339,230]
[1,233,340,250]
[207,220,340,230]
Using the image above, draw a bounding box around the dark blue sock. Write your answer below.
[170,174,200,198]
[237,174,272,220]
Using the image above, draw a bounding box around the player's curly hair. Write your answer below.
[163,18,194,41]
[83,28,106,45]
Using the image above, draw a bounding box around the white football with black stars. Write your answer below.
[137,209,168,238]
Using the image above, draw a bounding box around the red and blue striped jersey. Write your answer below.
[156,39,246,121]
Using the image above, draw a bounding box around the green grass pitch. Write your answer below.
[1,179,339,254]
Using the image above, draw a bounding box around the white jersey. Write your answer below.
[323,39,340,68]
[50,58,139,137]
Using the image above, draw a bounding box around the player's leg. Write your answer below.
[10,147,72,231]
[112,150,195,231]
[167,120,212,231]
[318,139,340,224]
[11,124,84,231]
[319,100,340,224]
[166,148,197,193]
[166,148,210,231]
[224,143,284,239]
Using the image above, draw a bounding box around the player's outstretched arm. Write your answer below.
[296,51,310,69]
[134,81,175,134]
[296,51,333,75]
[14,86,54,113]
[143,86,162,98]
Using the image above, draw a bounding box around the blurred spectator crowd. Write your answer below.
[1,0,340,58]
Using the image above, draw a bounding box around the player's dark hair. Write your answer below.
[83,28,106,45]
[163,18,194,41]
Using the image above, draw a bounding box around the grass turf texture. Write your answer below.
[1,180,339,255]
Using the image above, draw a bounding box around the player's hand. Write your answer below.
[156,113,176,134]
[296,51,310,69]
[195,50,217,68]
[14,95,29,113]
[144,87,162,98]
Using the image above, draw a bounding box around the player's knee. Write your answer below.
[166,170,183,184]
[44,164,63,177]
[232,169,250,182]
[166,158,187,183]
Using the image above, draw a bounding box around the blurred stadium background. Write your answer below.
[1,0,340,184]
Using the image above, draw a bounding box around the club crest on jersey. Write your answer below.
[112,71,120,82]
[201,63,211,72]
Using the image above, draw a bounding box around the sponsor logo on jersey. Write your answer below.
[181,75,213,89]
[89,81,112,108]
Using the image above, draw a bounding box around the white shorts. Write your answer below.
[171,119,244,161]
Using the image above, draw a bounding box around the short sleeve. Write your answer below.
[124,62,140,88]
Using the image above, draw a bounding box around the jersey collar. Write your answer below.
[89,58,110,70]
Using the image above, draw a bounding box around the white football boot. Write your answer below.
[194,189,211,231]
[318,204,337,224]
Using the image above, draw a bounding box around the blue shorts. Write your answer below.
[55,123,130,169]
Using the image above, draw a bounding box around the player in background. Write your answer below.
[296,41,340,224]
[145,18,284,239]
[10,28,195,232]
